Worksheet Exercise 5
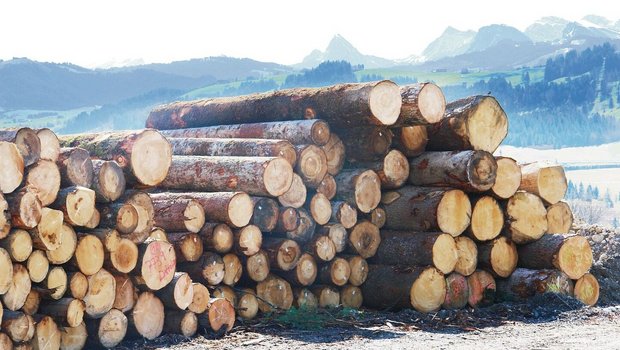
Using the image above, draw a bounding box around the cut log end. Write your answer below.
[95,309,128,348]
[256,275,293,312]
[228,192,253,228]
[36,128,60,162]
[310,120,331,146]
[0,249,14,293]
[237,289,259,320]
[13,128,41,167]
[505,192,548,244]
[437,189,472,237]
[354,170,381,213]
[467,151,498,191]
[520,163,567,205]
[574,273,599,306]
[454,236,478,276]
[328,257,351,286]
[5,264,32,310]
[12,190,42,230]
[139,240,177,291]
[443,273,469,310]
[60,322,88,350]
[26,160,61,206]
[296,145,328,188]
[206,298,236,333]
[60,148,93,188]
[313,286,340,308]
[34,207,64,251]
[222,253,243,286]
[235,225,262,256]
[0,142,24,194]
[489,237,518,277]
[75,234,104,276]
[131,292,164,340]
[32,316,61,350]
[395,126,428,157]
[188,283,210,314]
[410,267,446,313]
[274,239,301,271]
[294,288,319,309]
[295,253,318,286]
[311,235,336,262]
[321,134,345,176]
[205,223,234,254]
[369,80,402,125]
[465,97,508,152]
[130,130,173,187]
[492,157,521,199]
[309,193,331,225]
[111,238,139,273]
[430,234,458,274]
[557,236,593,280]
[348,221,381,259]
[27,250,49,283]
[469,196,503,241]
[182,200,206,233]
[246,250,270,282]
[467,270,496,308]
[84,268,115,318]
[264,157,294,196]
[381,150,410,189]
[3,229,32,262]
[278,173,307,208]
[418,83,446,124]
[546,201,573,234]
[95,160,126,202]
[63,187,96,227]
[317,174,337,200]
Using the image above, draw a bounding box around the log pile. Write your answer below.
[0,80,599,348]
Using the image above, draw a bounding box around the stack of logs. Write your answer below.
[0,80,599,349]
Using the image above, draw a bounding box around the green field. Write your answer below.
[0,106,98,130]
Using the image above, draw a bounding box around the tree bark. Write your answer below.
[91,159,126,202]
[250,197,279,232]
[169,137,297,166]
[318,257,351,286]
[164,310,198,337]
[158,119,331,146]
[0,128,40,167]
[496,268,574,301]
[262,238,302,271]
[337,126,392,162]
[256,274,294,312]
[295,145,328,188]
[133,239,177,291]
[3,264,30,310]
[517,234,592,279]
[478,236,518,278]
[199,223,234,254]
[519,162,567,205]
[0,141,24,194]
[490,156,521,199]
[37,298,85,327]
[24,159,61,206]
[278,173,307,208]
[127,292,164,340]
[334,169,381,213]
[278,252,317,287]
[233,225,262,257]
[305,235,336,263]
[1,229,32,262]
[396,83,446,126]
[147,81,402,128]
[161,155,293,197]
[503,191,548,244]
[155,272,194,310]
[178,252,224,286]
[34,128,60,162]
[467,195,504,241]
[85,309,127,348]
[381,186,471,236]
[57,147,93,188]
[442,273,469,310]
[347,221,381,259]
[83,268,116,319]
[454,236,477,277]
[361,265,446,312]
[167,232,203,263]
[151,196,205,233]
[426,95,508,153]
[371,231,457,274]
[467,270,496,308]
[7,189,41,230]
[574,273,599,306]
[307,193,331,225]
[51,186,95,227]
[546,201,573,234]
[316,173,337,200]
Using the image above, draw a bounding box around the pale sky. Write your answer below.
[0,0,617,68]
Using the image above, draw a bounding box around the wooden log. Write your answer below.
[497,268,574,302]
[60,129,172,187]
[442,273,469,310]
[363,206,387,229]
[316,174,337,200]
[293,288,319,309]
[0,128,40,167]
[161,156,293,197]
[338,126,392,162]
[278,173,307,209]
[392,125,428,157]
[59,322,88,350]
[305,235,336,263]
[0,333,11,350]
[518,234,592,279]
[199,223,234,254]
[503,191,548,244]
[67,272,88,300]
[546,201,573,234]
[426,95,508,153]
[39,222,75,265]
[149,227,168,242]
[334,169,381,213]
[29,208,63,252]
[118,190,155,244]
[1,311,35,343]
[321,134,345,175]
[164,310,198,337]
[56,148,93,188]
[396,83,446,126]
[73,234,104,276]
[37,298,85,328]
[91,160,126,202]
[211,285,237,306]
[307,193,331,225]
[311,285,340,308]
[275,207,300,233]
[295,145,328,188]
[39,266,67,301]
[105,237,139,274]
[361,265,446,312]
[467,195,503,241]
[318,257,350,286]
[490,156,521,199]
[236,288,259,320]
[347,221,381,259]
[234,225,262,257]
[0,248,14,293]
[179,252,224,286]
[83,268,116,318]
[372,231,457,274]
[0,141,24,194]
[467,270,496,308]
[222,253,243,286]
[262,238,301,271]
[409,150,497,192]
[278,252,317,287]
[187,283,210,314]
[284,208,315,244]
[340,285,363,308]
[256,275,294,312]
[51,186,95,227]
[113,274,138,313]
[155,272,193,310]
[85,309,127,348]
[381,186,471,237]
[133,239,176,291]
[1,229,32,262]
[244,250,270,283]
[478,236,518,278]
[354,150,409,190]
[167,232,203,263]
[97,201,139,235]
[159,119,332,146]
[127,292,165,340]
[320,224,348,253]
[250,197,279,232]
[0,193,9,239]
[519,162,567,205]
[3,264,31,310]
[454,236,477,276]
[84,208,100,229]
[574,273,599,306]
[346,256,368,287]
[198,298,235,333]
[151,196,205,234]
[147,81,402,128]
[24,160,61,206]
[34,128,59,162]
[7,190,41,230]
[26,250,49,283]
[169,137,297,166]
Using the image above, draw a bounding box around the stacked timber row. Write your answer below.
[0,81,598,349]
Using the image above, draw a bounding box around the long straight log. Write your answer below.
[519,162,567,205]
[490,157,521,199]
[334,169,381,213]
[161,156,293,197]
[517,234,592,279]
[497,268,574,302]
[35,128,60,162]
[392,125,428,157]
[0,128,40,167]
[57,147,93,188]
[426,95,508,153]
[91,159,126,202]
[477,237,518,278]
[59,129,172,187]
[24,159,61,206]
[0,141,24,194]
[337,126,392,162]
[409,151,497,192]
[396,83,446,126]
[381,186,471,237]
[372,231,457,274]
[361,265,446,312]
[147,81,402,129]
[151,196,205,233]
[169,137,297,166]
[503,191,548,244]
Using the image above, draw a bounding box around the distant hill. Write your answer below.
[419,27,476,62]
[296,34,397,69]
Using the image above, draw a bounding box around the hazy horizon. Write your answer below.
[0,0,618,68]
